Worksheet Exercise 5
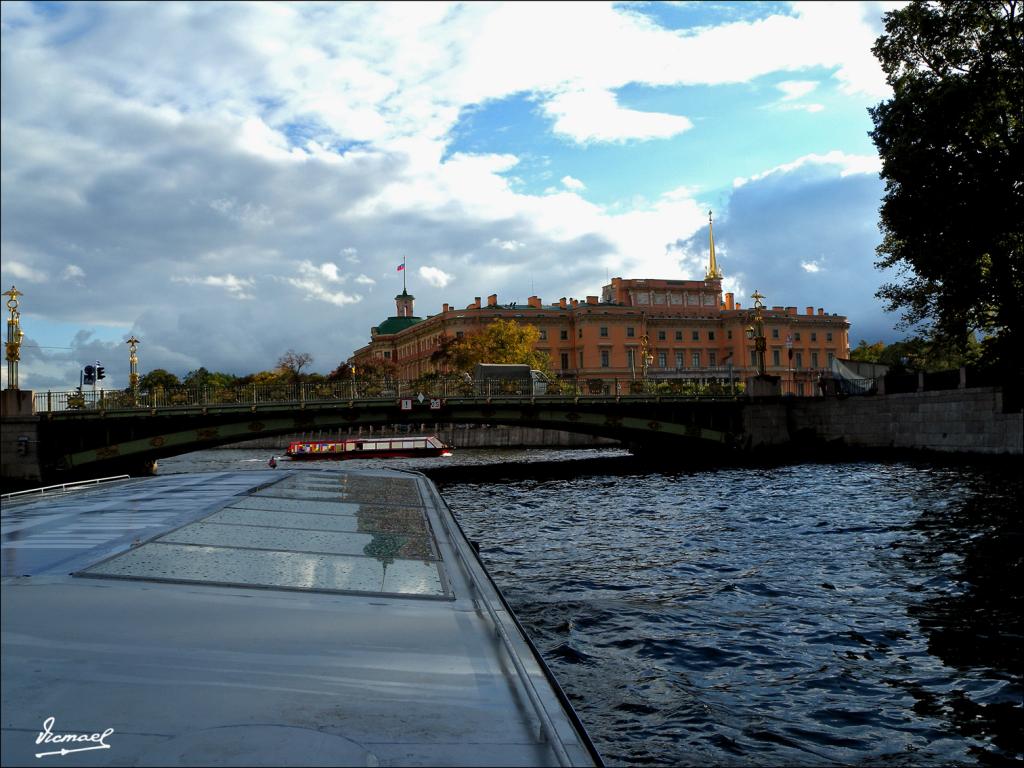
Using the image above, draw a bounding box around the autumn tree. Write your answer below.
[869,0,1023,370]
[440,319,550,374]
[350,356,398,380]
[276,349,314,381]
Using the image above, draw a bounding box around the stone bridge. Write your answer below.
[2,386,755,486]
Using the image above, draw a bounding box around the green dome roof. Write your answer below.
[373,316,422,335]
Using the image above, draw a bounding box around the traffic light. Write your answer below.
[83,365,96,385]
[96,363,106,381]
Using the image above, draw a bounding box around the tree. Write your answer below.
[869,1,1023,369]
[138,368,180,391]
[183,367,238,388]
[353,356,398,380]
[439,319,551,374]
[276,349,313,381]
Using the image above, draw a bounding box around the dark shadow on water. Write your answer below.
[900,470,1023,764]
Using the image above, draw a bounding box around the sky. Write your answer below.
[1,0,908,391]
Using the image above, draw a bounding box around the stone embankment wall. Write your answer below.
[745,386,1022,455]
[0,391,41,483]
[234,425,619,451]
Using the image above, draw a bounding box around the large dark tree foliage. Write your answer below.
[870,0,1023,367]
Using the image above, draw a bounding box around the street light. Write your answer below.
[639,334,654,382]
[127,336,140,404]
[745,290,767,377]
[4,285,24,391]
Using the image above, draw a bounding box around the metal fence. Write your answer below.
[33,377,743,413]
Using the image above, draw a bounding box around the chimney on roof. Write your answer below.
[528,296,542,308]
[442,303,449,313]
[559,297,567,309]
[586,295,598,305]
[470,297,481,309]
[725,292,735,310]
[806,306,814,316]
[571,298,579,308]
[818,308,824,316]
[487,294,498,307]
[786,307,796,316]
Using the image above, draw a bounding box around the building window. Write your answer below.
[675,330,683,341]
[709,351,717,366]
[600,326,609,337]
[456,331,464,338]
[578,328,583,339]
[658,351,667,368]
[627,349,636,370]
[727,330,733,340]
[750,351,757,367]
[772,350,781,366]
[601,350,610,367]
[828,352,835,366]
[772,328,780,339]
[692,351,701,368]
[826,332,833,342]
[708,330,715,341]
[794,332,801,341]
[657,330,666,341]
[811,332,817,342]
[579,351,584,367]
[795,352,803,369]
[691,330,700,341]
[561,329,568,340]
[539,328,547,341]
[626,327,635,338]
[561,353,569,370]
[675,351,684,369]
[384,351,391,358]
[811,352,819,368]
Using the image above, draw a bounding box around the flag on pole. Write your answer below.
[396,263,405,272]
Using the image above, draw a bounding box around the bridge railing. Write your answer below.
[33,376,741,413]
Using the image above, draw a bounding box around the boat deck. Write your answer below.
[1,469,599,766]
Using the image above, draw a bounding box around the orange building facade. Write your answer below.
[351,222,850,396]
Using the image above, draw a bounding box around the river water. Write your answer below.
[158,448,1023,767]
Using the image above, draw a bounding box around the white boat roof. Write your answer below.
[1,469,599,766]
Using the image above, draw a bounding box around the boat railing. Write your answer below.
[1,475,132,503]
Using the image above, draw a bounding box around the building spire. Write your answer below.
[706,210,723,280]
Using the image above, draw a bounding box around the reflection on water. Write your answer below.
[440,460,1023,767]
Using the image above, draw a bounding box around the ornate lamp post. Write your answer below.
[127,336,140,404]
[639,334,654,382]
[4,285,25,391]
[744,290,767,377]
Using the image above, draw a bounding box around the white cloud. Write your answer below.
[544,89,693,144]
[733,151,882,187]
[61,264,86,282]
[801,260,822,273]
[490,238,524,252]
[355,274,376,285]
[561,175,586,191]
[418,266,453,288]
[3,261,47,283]
[171,274,256,300]
[777,80,818,101]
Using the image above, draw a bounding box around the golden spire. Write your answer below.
[706,210,723,280]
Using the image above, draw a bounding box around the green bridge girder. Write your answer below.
[35,395,748,479]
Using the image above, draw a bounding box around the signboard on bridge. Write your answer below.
[399,398,413,411]
[430,398,442,410]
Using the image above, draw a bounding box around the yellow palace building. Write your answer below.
[351,216,850,396]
